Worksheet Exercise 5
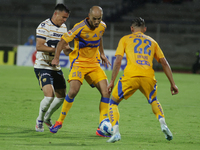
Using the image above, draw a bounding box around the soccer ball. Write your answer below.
[99,118,113,135]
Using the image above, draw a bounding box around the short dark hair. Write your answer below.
[131,17,145,27]
[54,3,70,13]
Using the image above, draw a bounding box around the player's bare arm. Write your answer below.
[99,38,111,67]
[159,57,179,95]
[63,42,73,56]
[51,39,67,66]
[36,38,55,52]
[108,55,123,93]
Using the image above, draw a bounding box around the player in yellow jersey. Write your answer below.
[106,17,179,143]
[50,6,111,137]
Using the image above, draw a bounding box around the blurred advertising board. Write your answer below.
[0,46,17,65]
[16,45,127,70]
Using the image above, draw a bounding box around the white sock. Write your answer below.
[44,97,64,121]
[112,125,120,134]
[159,117,167,126]
[37,96,54,121]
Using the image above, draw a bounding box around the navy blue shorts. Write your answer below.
[34,68,66,90]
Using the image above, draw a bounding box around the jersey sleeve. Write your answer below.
[100,21,107,35]
[36,22,49,40]
[154,42,165,62]
[62,23,84,43]
[115,36,126,57]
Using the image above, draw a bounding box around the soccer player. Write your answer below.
[50,6,111,137]
[34,4,72,132]
[106,17,179,143]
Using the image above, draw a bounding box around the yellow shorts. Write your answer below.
[112,76,157,104]
[68,65,107,87]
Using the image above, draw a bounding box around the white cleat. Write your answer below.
[107,132,121,143]
[35,119,44,132]
[161,124,173,141]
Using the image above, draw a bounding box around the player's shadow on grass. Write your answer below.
[0,125,50,137]
[0,125,100,140]
[0,125,105,147]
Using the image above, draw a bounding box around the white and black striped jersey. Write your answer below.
[34,18,67,71]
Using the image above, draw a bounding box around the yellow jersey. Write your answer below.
[62,18,106,68]
[116,31,165,79]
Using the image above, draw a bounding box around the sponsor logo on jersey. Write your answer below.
[136,60,150,66]
[53,33,63,38]
[38,30,45,33]
[86,43,99,47]
[67,30,72,36]
[93,34,97,38]
[41,73,51,77]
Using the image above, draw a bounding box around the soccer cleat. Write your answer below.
[96,128,111,138]
[44,119,53,129]
[107,132,121,143]
[50,121,62,133]
[35,119,44,132]
[161,124,173,141]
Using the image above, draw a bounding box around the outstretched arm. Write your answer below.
[159,57,179,95]
[108,55,123,94]
[51,39,67,66]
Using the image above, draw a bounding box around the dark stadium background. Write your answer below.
[0,0,199,71]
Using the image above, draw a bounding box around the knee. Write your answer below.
[101,91,110,98]
[100,87,110,98]
[68,89,79,98]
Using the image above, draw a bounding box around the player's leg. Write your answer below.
[44,88,66,128]
[95,79,110,123]
[85,67,109,123]
[140,77,173,141]
[85,68,110,137]
[58,80,81,122]
[34,69,55,132]
[50,66,85,133]
[50,80,81,133]
[95,79,111,137]
[107,96,122,143]
[107,77,139,143]
[44,70,66,128]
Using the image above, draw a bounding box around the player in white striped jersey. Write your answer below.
[34,3,72,132]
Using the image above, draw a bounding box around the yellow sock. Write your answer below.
[99,97,109,124]
[151,100,165,120]
[57,95,74,123]
[108,99,120,127]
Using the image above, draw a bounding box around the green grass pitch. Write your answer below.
[0,66,199,150]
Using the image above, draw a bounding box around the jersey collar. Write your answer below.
[50,18,60,28]
[84,17,93,29]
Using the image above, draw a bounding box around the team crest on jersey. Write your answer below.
[41,23,45,28]
[85,33,89,38]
